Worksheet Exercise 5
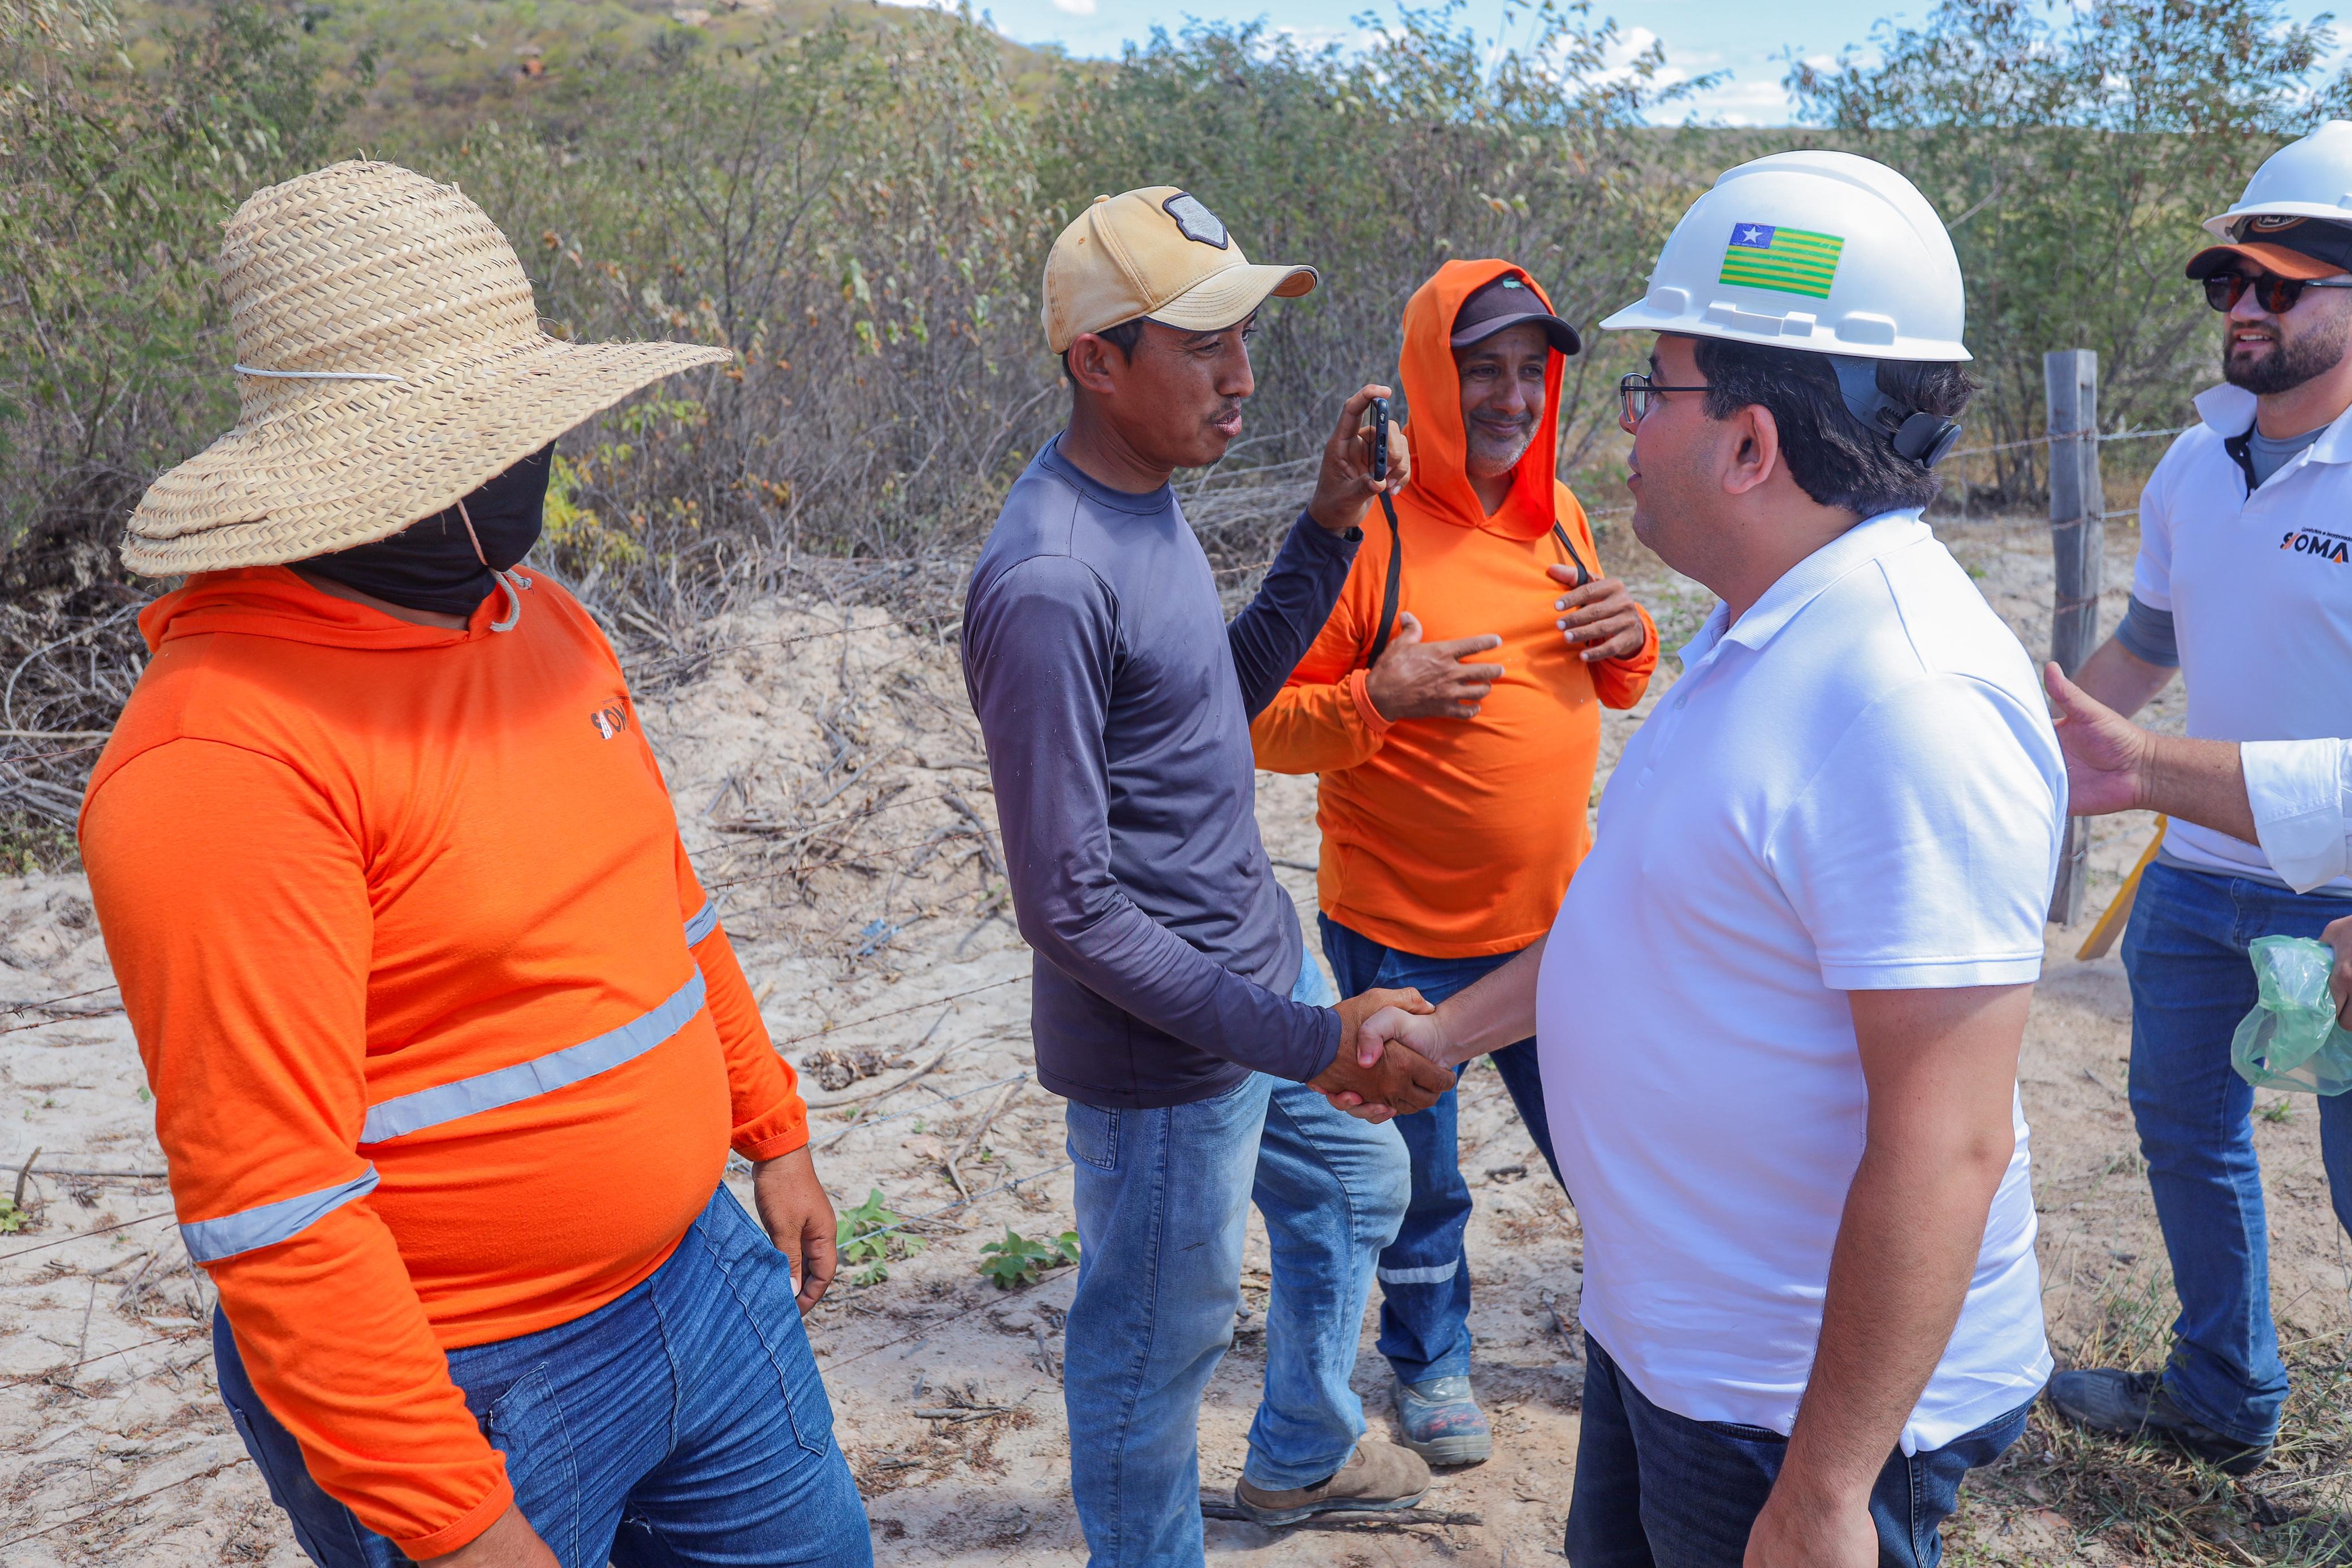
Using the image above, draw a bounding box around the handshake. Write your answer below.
[1306,987,1463,1123]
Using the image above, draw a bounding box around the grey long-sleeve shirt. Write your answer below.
[962,438,1355,1108]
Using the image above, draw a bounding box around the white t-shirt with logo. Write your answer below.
[1538,511,2061,1454]
[2136,383,2352,893]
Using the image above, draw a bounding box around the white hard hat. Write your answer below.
[2204,122,2352,240]
[1601,150,1969,362]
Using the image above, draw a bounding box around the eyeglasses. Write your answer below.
[1619,371,1711,427]
[2203,272,2352,314]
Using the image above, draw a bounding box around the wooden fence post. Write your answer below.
[2045,349,2104,925]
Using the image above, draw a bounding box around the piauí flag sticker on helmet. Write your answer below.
[1719,223,1844,300]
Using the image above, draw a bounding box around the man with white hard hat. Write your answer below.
[963,187,1453,1563]
[2040,121,2352,1476]
[1349,151,2064,1565]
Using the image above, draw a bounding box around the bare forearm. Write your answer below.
[2071,636,2174,720]
[1771,983,2031,1528]
[1776,1140,2005,1509]
[2142,734,2257,842]
[1429,935,1546,1067]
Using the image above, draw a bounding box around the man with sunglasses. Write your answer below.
[2044,121,2352,1476]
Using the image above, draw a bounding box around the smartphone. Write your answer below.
[1368,396,1390,483]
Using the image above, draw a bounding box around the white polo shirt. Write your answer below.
[1538,510,2061,1453]
[2137,383,2352,893]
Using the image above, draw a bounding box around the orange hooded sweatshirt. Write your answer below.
[1251,259,1658,958]
[77,567,806,1560]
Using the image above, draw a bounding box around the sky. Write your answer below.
[895,0,2352,127]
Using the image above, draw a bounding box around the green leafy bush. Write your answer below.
[835,1186,925,1287]
[976,1227,1079,1289]
[1788,0,2343,499]
[12,0,2352,842]
[0,0,362,830]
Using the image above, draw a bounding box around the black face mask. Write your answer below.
[302,444,552,618]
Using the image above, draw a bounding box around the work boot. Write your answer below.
[1392,1374,1492,1466]
[1232,1440,1432,1526]
[2045,1368,2273,1476]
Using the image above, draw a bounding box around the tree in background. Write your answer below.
[1789,0,2339,499]
[1041,3,1709,493]
[11,0,2352,843]
[438,6,1051,597]
[0,0,360,826]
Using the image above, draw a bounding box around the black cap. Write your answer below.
[1450,275,1581,357]
[2186,214,2352,281]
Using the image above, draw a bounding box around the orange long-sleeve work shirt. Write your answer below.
[78,567,806,1559]
[1252,259,1658,958]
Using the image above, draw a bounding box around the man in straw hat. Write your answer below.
[79,161,869,1568]
[962,187,1451,1563]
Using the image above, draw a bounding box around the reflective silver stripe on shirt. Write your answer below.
[361,970,708,1145]
[181,1167,381,1263]
[684,899,720,946]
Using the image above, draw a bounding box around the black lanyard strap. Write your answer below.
[1551,521,1593,588]
[1363,506,1594,670]
[1365,490,1406,666]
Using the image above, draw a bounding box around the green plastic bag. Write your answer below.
[2232,935,2352,1096]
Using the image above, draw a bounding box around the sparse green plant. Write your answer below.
[976,1227,1079,1289]
[835,1186,925,1287]
[0,1196,25,1235]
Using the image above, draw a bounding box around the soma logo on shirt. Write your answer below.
[2280,527,2351,565]
[589,701,630,740]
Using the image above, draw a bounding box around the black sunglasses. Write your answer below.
[1619,371,1710,425]
[2203,272,2352,314]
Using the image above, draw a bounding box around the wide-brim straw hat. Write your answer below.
[124,159,729,576]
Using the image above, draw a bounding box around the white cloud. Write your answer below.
[1589,28,1809,126]
[1269,23,1374,53]
[1675,74,1798,125]
[1051,0,1097,12]
[1597,25,1689,88]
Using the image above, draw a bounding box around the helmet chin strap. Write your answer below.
[1828,354,1962,470]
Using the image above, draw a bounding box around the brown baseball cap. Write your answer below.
[2186,213,2352,280]
[1041,187,1318,355]
[1450,273,1581,356]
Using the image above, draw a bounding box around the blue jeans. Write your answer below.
[2121,859,2352,1445]
[1566,1333,2031,1567]
[1320,914,1560,1384]
[212,1186,871,1568]
[1061,961,1411,1566]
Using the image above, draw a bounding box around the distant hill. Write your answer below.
[119,0,1073,145]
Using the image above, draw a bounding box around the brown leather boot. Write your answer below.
[1231,1439,1432,1525]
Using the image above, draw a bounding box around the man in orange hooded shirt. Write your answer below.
[1253,261,1658,1466]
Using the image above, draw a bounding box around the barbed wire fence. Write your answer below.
[0,397,2207,790]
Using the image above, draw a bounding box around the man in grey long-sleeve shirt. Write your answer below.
[963,187,1452,1560]
[969,446,1377,1103]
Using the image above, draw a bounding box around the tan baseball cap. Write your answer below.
[1041,187,1318,355]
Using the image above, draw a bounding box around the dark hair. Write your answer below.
[1690,337,1976,517]
[1061,317,1146,379]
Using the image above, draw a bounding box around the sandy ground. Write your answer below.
[4,512,2347,1565]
